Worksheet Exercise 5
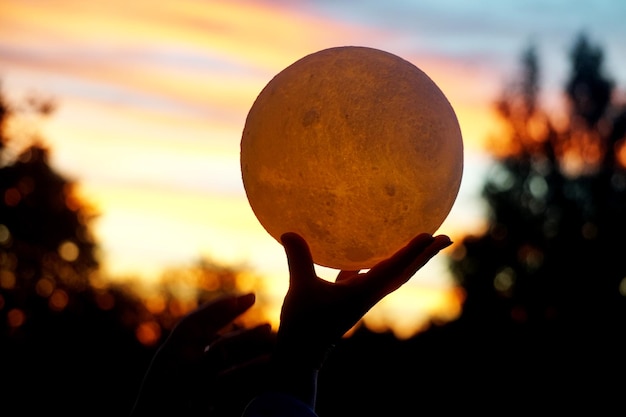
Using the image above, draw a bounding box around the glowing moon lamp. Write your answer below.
[240,46,463,271]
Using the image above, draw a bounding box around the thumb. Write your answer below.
[280,232,317,287]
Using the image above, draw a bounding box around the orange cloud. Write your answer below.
[1,0,375,70]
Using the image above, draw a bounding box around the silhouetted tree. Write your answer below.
[0,86,274,416]
[0,87,156,416]
[566,33,614,129]
[446,32,626,403]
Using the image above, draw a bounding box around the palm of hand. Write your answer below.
[277,232,452,368]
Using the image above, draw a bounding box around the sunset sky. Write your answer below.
[2,0,626,337]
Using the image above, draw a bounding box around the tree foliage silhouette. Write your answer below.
[0,86,271,416]
[446,32,626,400]
[0,90,102,332]
[0,87,154,416]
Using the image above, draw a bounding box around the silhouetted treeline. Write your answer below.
[0,90,154,415]
[0,87,259,415]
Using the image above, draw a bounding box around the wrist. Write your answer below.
[269,357,320,408]
[273,323,335,370]
[268,326,335,408]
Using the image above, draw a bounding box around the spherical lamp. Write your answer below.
[240,46,463,270]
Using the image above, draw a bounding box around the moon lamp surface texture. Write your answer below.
[241,46,463,270]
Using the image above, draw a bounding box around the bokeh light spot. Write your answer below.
[581,222,598,240]
[88,271,107,289]
[7,308,25,328]
[94,291,115,310]
[64,184,83,212]
[0,224,11,245]
[611,172,626,191]
[136,321,161,346]
[494,267,516,296]
[35,277,55,297]
[3,188,21,206]
[0,270,16,289]
[169,298,196,318]
[58,240,80,262]
[528,175,548,199]
[49,289,69,311]
[517,245,544,270]
[615,139,626,168]
[145,295,166,315]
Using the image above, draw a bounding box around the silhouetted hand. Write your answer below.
[130,293,274,417]
[253,232,452,411]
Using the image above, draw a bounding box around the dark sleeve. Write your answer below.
[242,392,319,417]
